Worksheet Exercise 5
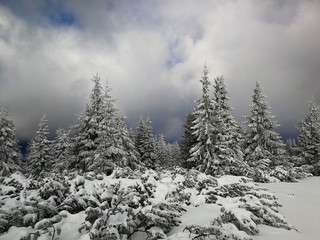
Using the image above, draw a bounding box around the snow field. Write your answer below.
[0,169,316,240]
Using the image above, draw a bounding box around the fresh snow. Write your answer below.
[1,171,319,240]
[253,177,320,240]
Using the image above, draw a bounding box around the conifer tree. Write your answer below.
[117,117,141,170]
[71,74,105,172]
[188,65,218,174]
[135,118,156,169]
[94,82,125,172]
[244,82,286,178]
[155,134,168,168]
[94,83,141,172]
[0,108,21,176]
[53,128,71,172]
[210,76,246,175]
[167,143,182,167]
[27,114,52,178]
[297,97,320,174]
[180,112,198,169]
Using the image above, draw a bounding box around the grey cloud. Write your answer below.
[0,0,319,142]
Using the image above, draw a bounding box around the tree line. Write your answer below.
[1,68,319,182]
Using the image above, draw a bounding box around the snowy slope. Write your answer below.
[0,170,318,240]
[253,177,320,240]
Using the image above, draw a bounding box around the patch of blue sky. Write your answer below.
[42,0,75,27]
[166,40,184,69]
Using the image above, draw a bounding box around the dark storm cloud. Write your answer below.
[0,0,319,141]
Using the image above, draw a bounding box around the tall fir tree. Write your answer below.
[135,117,156,169]
[155,134,168,168]
[0,108,21,176]
[53,128,72,173]
[297,97,320,175]
[180,112,198,169]
[244,82,286,179]
[188,65,219,174]
[210,76,247,175]
[71,74,105,172]
[27,114,52,178]
[94,83,141,172]
[116,116,141,170]
[94,82,125,173]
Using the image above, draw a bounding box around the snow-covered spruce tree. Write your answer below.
[244,82,287,181]
[91,82,141,172]
[117,114,142,169]
[210,76,247,176]
[71,74,105,173]
[52,128,71,173]
[286,138,305,167]
[92,82,125,173]
[180,112,198,169]
[188,65,219,174]
[0,107,21,176]
[154,134,181,168]
[155,134,169,168]
[297,97,320,175]
[135,118,156,169]
[168,143,182,167]
[27,114,52,178]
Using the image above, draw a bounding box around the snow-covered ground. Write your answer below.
[0,171,319,240]
[253,177,320,240]
[167,176,320,240]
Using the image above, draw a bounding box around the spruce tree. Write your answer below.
[188,65,218,174]
[211,76,246,175]
[94,82,125,173]
[53,128,71,173]
[244,82,286,179]
[71,74,105,172]
[180,112,198,169]
[117,117,141,170]
[95,83,141,172]
[135,118,156,169]
[297,97,320,174]
[155,134,168,168]
[0,108,21,176]
[27,114,52,178]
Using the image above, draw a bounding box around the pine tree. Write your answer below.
[180,112,198,169]
[94,83,141,172]
[94,82,125,173]
[27,114,52,178]
[244,82,286,177]
[117,117,141,170]
[188,65,218,174]
[210,76,246,175]
[71,74,105,172]
[135,118,156,169]
[155,134,169,168]
[53,128,71,172]
[0,108,21,176]
[297,97,320,174]
[167,143,182,167]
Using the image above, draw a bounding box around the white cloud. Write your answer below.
[0,0,319,141]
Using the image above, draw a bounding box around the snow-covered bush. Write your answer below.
[269,166,297,182]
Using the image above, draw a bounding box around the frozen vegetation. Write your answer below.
[1,68,320,239]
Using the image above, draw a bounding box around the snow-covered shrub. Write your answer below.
[112,167,142,179]
[39,177,70,204]
[269,166,297,182]
[84,171,96,180]
[290,166,312,179]
[184,222,251,240]
[213,183,253,198]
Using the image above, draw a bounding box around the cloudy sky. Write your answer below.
[0,0,319,142]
